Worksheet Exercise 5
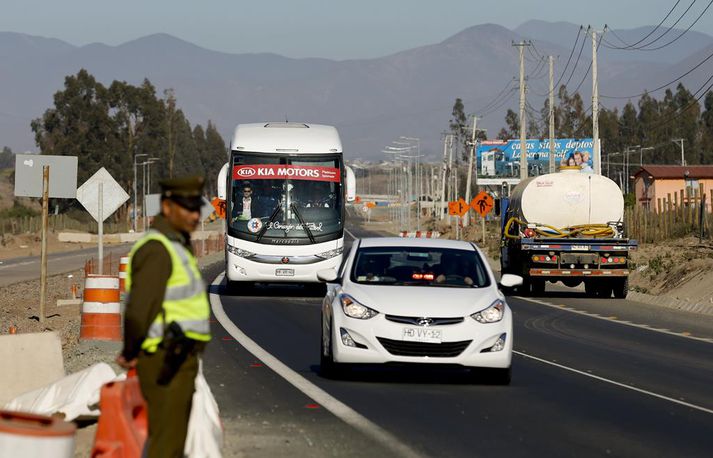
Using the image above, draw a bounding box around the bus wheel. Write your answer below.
[227,280,255,295]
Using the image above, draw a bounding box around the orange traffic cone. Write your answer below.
[91,369,147,458]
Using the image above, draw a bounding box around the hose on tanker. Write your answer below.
[503,217,616,240]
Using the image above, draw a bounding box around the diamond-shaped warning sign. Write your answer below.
[448,198,470,217]
[471,191,494,217]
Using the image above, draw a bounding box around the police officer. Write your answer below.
[116,176,211,458]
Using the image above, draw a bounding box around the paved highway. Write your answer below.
[0,245,130,287]
[203,224,713,457]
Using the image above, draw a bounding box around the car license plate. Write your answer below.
[402,327,442,344]
[571,245,590,251]
[275,268,294,277]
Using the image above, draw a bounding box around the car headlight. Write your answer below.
[339,294,378,319]
[316,247,344,260]
[471,299,505,323]
[227,245,255,258]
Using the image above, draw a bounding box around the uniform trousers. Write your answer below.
[137,348,198,458]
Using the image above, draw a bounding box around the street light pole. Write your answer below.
[133,153,147,232]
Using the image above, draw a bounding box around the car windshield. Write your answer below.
[229,152,343,243]
[351,246,490,288]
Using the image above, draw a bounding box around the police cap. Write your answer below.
[160,176,205,211]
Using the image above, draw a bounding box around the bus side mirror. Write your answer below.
[217,162,228,199]
[345,166,356,202]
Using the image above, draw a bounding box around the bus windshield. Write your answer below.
[228,152,343,244]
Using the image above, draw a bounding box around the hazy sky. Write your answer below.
[2,0,711,59]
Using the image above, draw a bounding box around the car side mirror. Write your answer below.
[316,268,339,283]
[499,274,523,288]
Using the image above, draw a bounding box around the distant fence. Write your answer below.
[1,214,126,236]
[625,186,710,243]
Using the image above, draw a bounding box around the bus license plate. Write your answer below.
[275,268,294,277]
[402,328,442,344]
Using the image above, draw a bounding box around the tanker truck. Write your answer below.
[500,168,637,298]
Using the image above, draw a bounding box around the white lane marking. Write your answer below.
[514,296,713,344]
[0,261,35,270]
[344,227,358,241]
[209,272,422,458]
[514,350,713,415]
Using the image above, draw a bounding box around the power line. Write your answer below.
[601,44,713,99]
[604,0,705,51]
[603,0,683,49]
[481,88,518,118]
[635,0,713,51]
[562,26,589,89]
[475,79,516,114]
[531,26,584,97]
[570,29,605,95]
[647,74,713,130]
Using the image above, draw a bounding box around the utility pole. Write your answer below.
[464,115,480,227]
[513,41,530,180]
[548,55,556,174]
[440,134,450,220]
[672,138,686,166]
[591,26,601,175]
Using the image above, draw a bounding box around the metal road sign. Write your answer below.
[14,154,78,199]
[76,168,130,222]
[200,196,213,221]
[471,191,494,217]
[448,198,470,217]
[211,197,226,219]
[145,193,162,217]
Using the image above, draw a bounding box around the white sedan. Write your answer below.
[317,237,522,384]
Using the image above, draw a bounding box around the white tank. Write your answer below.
[508,169,624,228]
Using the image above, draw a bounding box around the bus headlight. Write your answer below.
[227,245,255,258]
[316,247,344,260]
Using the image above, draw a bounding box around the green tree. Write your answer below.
[0,146,13,169]
[449,98,467,162]
[204,121,228,196]
[31,69,116,185]
[497,109,519,139]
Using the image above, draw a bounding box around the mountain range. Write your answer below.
[1,20,712,161]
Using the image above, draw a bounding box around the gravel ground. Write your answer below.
[0,249,225,457]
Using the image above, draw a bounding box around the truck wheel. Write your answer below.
[518,278,532,296]
[531,279,545,296]
[597,283,613,298]
[613,279,629,299]
[584,281,597,297]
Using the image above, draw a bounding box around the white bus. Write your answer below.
[217,122,355,289]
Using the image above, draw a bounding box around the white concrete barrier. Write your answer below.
[0,332,64,406]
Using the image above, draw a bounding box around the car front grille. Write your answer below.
[376,337,471,357]
[385,315,464,326]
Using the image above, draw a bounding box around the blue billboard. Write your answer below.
[475,138,594,177]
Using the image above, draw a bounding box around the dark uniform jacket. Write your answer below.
[121,215,194,361]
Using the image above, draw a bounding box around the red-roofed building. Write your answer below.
[633,165,713,212]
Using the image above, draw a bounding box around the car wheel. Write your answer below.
[470,367,512,385]
[320,317,342,379]
[613,278,628,299]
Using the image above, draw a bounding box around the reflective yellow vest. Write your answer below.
[126,230,211,353]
